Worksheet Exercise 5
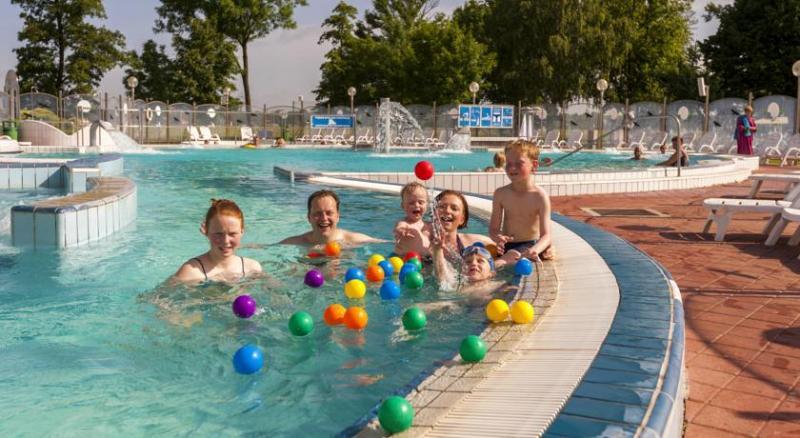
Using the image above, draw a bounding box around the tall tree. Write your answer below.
[123,40,177,102]
[155,0,307,110]
[12,0,127,96]
[701,0,800,97]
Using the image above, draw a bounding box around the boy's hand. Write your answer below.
[524,248,540,261]
[491,233,513,254]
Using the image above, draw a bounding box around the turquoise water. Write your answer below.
[0,150,506,436]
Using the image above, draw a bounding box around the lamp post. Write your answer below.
[222,87,230,139]
[469,81,480,105]
[347,86,357,148]
[126,76,138,137]
[298,95,304,141]
[596,79,608,149]
[793,60,800,134]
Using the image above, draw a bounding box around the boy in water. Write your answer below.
[393,182,433,257]
[489,139,553,268]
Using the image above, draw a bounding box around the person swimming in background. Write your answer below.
[483,151,506,172]
[173,199,263,284]
[393,182,433,258]
[631,145,644,160]
[280,189,383,247]
[657,136,689,167]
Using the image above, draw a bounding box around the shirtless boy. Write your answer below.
[489,139,552,268]
[393,182,433,257]
[280,189,381,246]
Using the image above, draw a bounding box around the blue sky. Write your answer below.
[0,0,729,104]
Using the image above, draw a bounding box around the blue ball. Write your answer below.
[399,263,419,283]
[380,280,402,300]
[345,267,366,282]
[514,258,534,276]
[232,344,264,375]
[378,260,395,277]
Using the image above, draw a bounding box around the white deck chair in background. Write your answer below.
[755,132,784,160]
[240,126,254,142]
[645,131,669,150]
[682,132,698,152]
[559,130,583,150]
[702,183,800,241]
[624,129,646,150]
[765,207,800,247]
[186,126,202,142]
[779,134,800,166]
[199,126,220,143]
[537,130,560,149]
[747,172,800,198]
[695,131,717,153]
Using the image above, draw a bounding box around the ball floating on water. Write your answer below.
[388,256,404,273]
[403,252,420,262]
[459,335,487,363]
[344,279,367,299]
[232,294,257,319]
[345,267,366,282]
[403,271,424,290]
[378,396,415,434]
[366,265,385,283]
[343,306,369,330]
[324,303,347,325]
[514,258,534,276]
[232,344,264,375]
[414,161,435,181]
[378,260,395,277]
[405,257,423,272]
[380,280,401,300]
[402,307,427,331]
[324,241,341,257]
[510,301,535,324]
[399,263,419,283]
[304,269,325,288]
[288,311,314,336]
[368,254,386,267]
[485,299,510,322]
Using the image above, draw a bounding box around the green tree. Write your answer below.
[155,0,307,110]
[123,40,177,102]
[701,0,800,97]
[12,0,127,96]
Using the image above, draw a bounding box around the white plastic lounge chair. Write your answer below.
[185,126,202,143]
[682,132,698,152]
[538,130,560,149]
[559,130,583,150]
[702,183,800,241]
[356,128,373,145]
[199,126,220,143]
[778,134,800,166]
[765,207,800,247]
[646,131,669,151]
[755,132,784,160]
[624,129,646,150]
[240,126,254,142]
[695,132,718,153]
[747,172,800,198]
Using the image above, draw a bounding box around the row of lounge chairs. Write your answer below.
[184,126,257,144]
[296,128,448,148]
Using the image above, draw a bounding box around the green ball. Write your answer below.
[378,396,414,434]
[288,311,314,336]
[459,335,487,363]
[402,307,427,331]
[403,271,424,290]
[406,257,423,271]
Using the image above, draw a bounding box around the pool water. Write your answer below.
[0,150,510,435]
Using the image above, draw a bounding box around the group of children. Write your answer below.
[174,139,553,293]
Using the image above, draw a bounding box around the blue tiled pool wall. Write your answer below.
[545,214,684,438]
[0,154,123,192]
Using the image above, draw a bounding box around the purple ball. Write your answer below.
[232,295,257,319]
[304,269,325,288]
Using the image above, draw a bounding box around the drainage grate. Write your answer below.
[581,207,669,218]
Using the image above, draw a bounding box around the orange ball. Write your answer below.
[323,303,347,325]
[343,306,369,330]
[325,241,341,257]
[366,265,385,282]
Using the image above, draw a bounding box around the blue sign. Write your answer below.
[311,115,354,128]
[458,104,514,129]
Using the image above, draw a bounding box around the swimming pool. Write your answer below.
[0,150,513,435]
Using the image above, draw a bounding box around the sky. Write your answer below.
[0,0,731,105]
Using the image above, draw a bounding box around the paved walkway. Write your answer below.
[550,166,800,437]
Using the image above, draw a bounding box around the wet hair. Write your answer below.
[671,136,684,144]
[435,190,469,229]
[400,182,427,204]
[493,151,506,168]
[307,189,340,214]
[504,139,540,163]
[205,199,244,230]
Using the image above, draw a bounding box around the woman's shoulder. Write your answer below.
[243,257,263,273]
[460,233,493,245]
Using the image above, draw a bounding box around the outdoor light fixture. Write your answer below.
[347,87,357,147]
[596,79,608,148]
[793,60,800,134]
[469,81,480,104]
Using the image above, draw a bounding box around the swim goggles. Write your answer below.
[461,242,495,271]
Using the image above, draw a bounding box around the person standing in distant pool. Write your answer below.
[735,105,757,155]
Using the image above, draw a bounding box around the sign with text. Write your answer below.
[458,104,514,128]
[311,115,354,128]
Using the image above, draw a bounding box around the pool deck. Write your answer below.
[551,165,800,437]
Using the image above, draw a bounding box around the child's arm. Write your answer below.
[489,190,511,253]
[525,191,552,260]
[431,240,457,289]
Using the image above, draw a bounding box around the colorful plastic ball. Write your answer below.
[344,279,367,299]
[414,160,435,181]
[307,251,324,258]
[324,241,341,257]
[368,254,386,267]
[403,271,424,290]
[510,301,535,324]
[232,294,257,319]
[324,303,347,325]
[514,258,534,276]
[366,265,385,283]
[304,269,325,288]
[380,280,402,300]
[232,344,264,375]
[459,335,488,363]
[388,256,404,273]
[402,307,427,331]
[485,299,510,322]
[343,306,369,330]
[399,263,419,283]
[403,252,420,262]
[378,260,395,277]
[378,396,415,434]
[288,311,314,336]
[405,257,423,272]
[345,267,366,282]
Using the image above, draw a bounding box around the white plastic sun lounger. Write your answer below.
[747,172,800,198]
[559,130,583,150]
[537,130,560,149]
[778,134,800,166]
[198,126,220,143]
[703,183,800,241]
[695,132,717,153]
[765,207,800,247]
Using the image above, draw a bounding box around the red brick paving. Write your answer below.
[551,166,800,436]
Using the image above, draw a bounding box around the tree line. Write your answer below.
[11,0,800,109]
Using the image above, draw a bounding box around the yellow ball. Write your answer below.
[388,256,404,273]
[344,279,367,299]
[510,301,535,324]
[485,299,510,322]
[368,254,386,268]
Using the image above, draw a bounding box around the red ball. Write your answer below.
[414,161,434,181]
[403,252,420,262]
